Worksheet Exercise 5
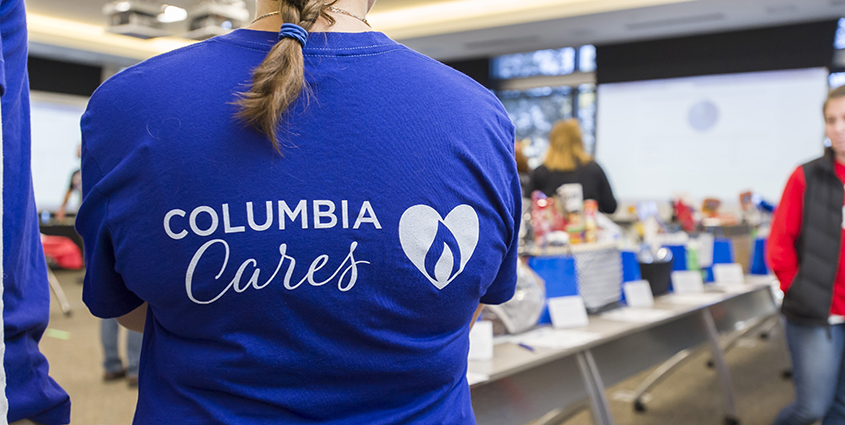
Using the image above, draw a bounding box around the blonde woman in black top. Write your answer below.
[527,119,618,214]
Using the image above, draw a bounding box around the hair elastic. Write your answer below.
[279,23,308,46]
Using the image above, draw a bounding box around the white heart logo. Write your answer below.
[399,204,479,290]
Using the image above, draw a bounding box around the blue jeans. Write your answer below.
[774,319,845,425]
[101,318,143,377]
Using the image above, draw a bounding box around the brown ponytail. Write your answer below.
[236,0,337,152]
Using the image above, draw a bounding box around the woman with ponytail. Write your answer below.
[77,0,521,423]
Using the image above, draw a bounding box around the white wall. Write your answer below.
[30,91,88,212]
[595,68,830,204]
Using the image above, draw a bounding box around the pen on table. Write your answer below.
[518,343,535,352]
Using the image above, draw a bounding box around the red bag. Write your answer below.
[41,234,84,269]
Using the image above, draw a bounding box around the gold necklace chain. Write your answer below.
[251,11,279,24]
[324,5,370,27]
[251,5,370,27]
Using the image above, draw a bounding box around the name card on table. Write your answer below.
[516,327,603,350]
[468,320,494,361]
[466,372,490,386]
[663,292,727,306]
[548,296,590,329]
[713,263,745,286]
[623,280,654,308]
[601,307,674,324]
[672,271,705,294]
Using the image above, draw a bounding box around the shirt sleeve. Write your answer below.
[0,30,6,97]
[767,166,805,294]
[479,110,521,305]
[75,107,145,318]
[481,173,522,305]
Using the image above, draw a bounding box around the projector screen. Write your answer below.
[30,91,88,212]
[595,68,829,204]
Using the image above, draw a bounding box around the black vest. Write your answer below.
[782,150,844,326]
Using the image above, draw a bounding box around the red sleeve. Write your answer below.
[767,167,805,293]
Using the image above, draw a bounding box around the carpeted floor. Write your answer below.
[39,269,796,425]
[561,332,794,425]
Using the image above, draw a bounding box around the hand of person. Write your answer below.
[55,207,66,222]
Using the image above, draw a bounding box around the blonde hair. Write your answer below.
[514,139,529,174]
[236,0,338,153]
[543,119,592,172]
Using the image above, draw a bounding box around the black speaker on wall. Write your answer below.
[596,20,839,84]
[28,56,103,97]
[443,58,495,90]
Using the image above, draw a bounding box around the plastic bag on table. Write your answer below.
[482,260,546,336]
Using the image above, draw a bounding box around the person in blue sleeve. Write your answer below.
[55,147,143,387]
[1,0,71,423]
[76,0,521,423]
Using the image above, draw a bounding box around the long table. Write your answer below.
[469,277,779,425]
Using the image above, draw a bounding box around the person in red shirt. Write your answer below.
[770,85,845,425]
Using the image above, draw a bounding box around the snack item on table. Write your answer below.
[673,198,696,233]
[584,199,598,243]
[556,183,584,214]
[530,190,566,246]
[567,225,585,245]
[557,184,585,244]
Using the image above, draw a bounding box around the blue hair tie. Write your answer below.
[279,23,308,46]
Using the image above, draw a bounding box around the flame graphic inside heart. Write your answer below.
[425,222,463,283]
[399,205,479,290]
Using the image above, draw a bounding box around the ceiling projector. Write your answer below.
[184,0,250,40]
[102,0,249,40]
[102,0,170,39]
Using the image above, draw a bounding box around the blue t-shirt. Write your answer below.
[1,0,71,423]
[78,29,519,424]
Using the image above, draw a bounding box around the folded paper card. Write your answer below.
[623,280,654,308]
[672,270,705,294]
[516,328,603,350]
[548,296,590,329]
[713,263,745,286]
[468,320,494,361]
